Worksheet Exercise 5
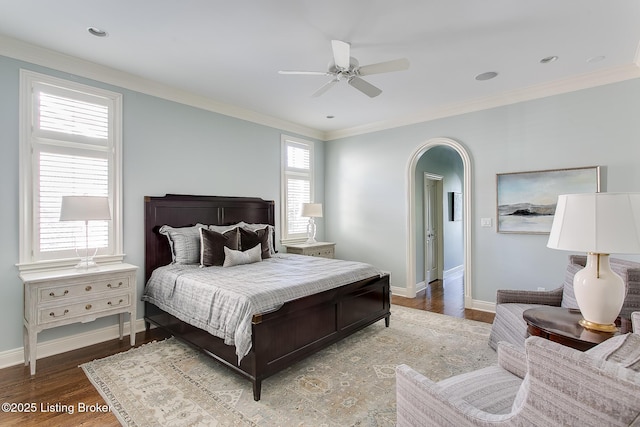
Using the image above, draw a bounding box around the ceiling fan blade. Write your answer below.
[311,78,339,97]
[358,58,410,76]
[348,77,382,98]
[331,40,351,70]
[278,70,330,76]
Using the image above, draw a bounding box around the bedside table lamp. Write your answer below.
[301,203,323,244]
[60,195,111,269]
[547,193,640,332]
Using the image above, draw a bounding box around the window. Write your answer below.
[19,70,123,270]
[281,135,314,242]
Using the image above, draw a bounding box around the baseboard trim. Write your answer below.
[0,319,149,370]
[468,298,496,313]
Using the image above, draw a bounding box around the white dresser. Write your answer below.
[20,263,137,375]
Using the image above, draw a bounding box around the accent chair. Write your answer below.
[488,255,640,350]
[396,312,640,427]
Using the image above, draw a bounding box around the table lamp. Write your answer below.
[60,195,111,269]
[547,192,640,331]
[301,203,322,244]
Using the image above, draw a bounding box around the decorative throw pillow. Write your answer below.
[199,227,240,267]
[239,227,271,259]
[560,262,583,310]
[237,222,276,254]
[223,244,262,267]
[159,223,207,264]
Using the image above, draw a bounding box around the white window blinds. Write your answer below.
[281,136,314,241]
[38,152,109,254]
[20,70,122,267]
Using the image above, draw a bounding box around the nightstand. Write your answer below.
[20,263,137,375]
[283,242,336,258]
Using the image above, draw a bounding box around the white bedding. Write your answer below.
[142,253,382,362]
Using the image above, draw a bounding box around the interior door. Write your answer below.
[424,176,438,283]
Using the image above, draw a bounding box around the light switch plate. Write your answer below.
[481,218,492,227]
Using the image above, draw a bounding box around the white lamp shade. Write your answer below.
[60,196,112,221]
[547,193,640,254]
[301,203,323,218]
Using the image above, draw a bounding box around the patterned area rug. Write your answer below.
[81,306,497,426]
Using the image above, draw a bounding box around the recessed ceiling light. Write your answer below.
[587,55,606,64]
[474,71,498,81]
[87,27,108,37]
[540,56,558,64]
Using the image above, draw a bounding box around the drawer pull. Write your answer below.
[49,309,69,318]
[107,282,123,289]
[85,304,92,310]
[85,286,92,291]
[108,299,125,306]
[49,290,69,298]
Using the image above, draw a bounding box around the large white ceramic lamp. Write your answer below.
[547,193,640,332]
[301,203,323,244]
[60,195,112,269]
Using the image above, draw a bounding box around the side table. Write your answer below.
[20,263,137,375]
[523,306,623,351]
[283,242,336,258]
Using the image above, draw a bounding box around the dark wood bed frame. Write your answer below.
[143,194,391,400]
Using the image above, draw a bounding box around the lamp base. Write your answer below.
[578,318,618,333]
[74,257,99,269]
[573,253,625,331]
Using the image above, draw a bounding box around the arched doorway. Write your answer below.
[406,137,473,306]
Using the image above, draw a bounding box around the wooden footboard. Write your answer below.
[145,272,390,400]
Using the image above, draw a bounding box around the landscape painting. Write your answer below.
[497,166,601,234]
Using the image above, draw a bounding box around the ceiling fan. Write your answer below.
[278,40,410,98]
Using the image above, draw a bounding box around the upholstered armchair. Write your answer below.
[488,255,640,350]
[396,316,640,427]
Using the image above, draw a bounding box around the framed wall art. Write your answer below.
[450,192,462,221]
[496,166,601,234]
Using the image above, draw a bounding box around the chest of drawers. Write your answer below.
[20,263,137,375]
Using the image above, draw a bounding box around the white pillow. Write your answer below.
[223,244,262,267]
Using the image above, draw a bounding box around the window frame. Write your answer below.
[280,135,315,243]
[18,70,124,272]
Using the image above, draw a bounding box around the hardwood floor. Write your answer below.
[392,274,495,324]
[0,276,493,426]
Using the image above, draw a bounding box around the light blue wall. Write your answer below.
[0,55,324,353]
[325,79,640,301]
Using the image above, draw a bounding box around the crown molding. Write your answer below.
[0,35,325,141]
[325,63,640,141]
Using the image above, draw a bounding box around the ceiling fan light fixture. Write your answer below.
[87,27,108,37]
[475,71,498,81]
[280,39,409,98]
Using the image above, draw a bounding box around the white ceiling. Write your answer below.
[1,1,639,138]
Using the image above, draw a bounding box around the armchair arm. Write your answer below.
[519,337,640,426]
[497,342,527,379]
[495,287,563,306]
[395,364,513,427]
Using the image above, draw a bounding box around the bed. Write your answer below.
[142,194,391,400]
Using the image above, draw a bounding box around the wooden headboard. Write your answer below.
[144,194,275,281]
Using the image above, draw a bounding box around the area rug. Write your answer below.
[81,305,497,426]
